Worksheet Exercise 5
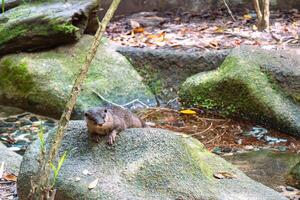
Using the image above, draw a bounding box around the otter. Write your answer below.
[84,106,146,145]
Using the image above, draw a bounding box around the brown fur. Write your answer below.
[85,106,146,144]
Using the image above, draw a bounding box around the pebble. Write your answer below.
[29,116,39,122]
[286,186,295,191]
[244,145,254,150]
[19,118,32,126]
[4,117,18,123]
[222,147,232,153]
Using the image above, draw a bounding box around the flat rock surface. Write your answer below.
[18,121,287,200]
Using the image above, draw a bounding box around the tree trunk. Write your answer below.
[253,0,270,31]
[30,0,122,199]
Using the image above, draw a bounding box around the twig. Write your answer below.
[205,130,226,144]
[92,90,149,109]
[122,99,149,108]
[0,162,4,178]
[189,122,213,136]
[92,90,125,109]
[222,0,236,21]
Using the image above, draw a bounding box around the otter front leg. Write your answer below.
[91,133,102,143]
[107,130,118,145]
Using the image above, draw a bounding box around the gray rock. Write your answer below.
[0,35,156,119]
[0,142,22,175]
[180,46,300,136]
[117,46,229,103]
[287,161,300,189]
[0,0,98,55]
[18,121,287,200]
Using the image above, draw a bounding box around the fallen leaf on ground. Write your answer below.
[88,178,99,190]
[180,109,196,115]
[3,173,17,182]
[213,171,237,179]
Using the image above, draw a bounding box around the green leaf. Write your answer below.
[37,127,45,150]
[57,151,68,174]
[2,0,4,13]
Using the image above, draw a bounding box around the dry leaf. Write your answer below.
[3,173,17,182]
[214,171,237,179]
[243,14,252,20]
[88,178,99,190]
[180,109,196,115]
[133,27,144,33]
[252,25,258,31]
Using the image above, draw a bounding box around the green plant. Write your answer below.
[37,126,68,188]
[50,151,68,187]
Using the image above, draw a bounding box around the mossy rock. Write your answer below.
[0,0,98,55]
[17,121,287,200]
[287,162,300,189]
[179,46,300,136]
[0,35,155,118]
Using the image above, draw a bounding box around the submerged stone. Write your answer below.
[18,121,287,200]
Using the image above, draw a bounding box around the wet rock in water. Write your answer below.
[29,116,39,122]
[287,161,300,189]
[0,0,99,55]
[180,46,300,137]
[0,35,156,119]
[0,142,22,175]
[4,117,18,123]
[19,118,32,126]
[18,121,287,200]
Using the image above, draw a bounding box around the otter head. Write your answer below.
[84,107,108,126]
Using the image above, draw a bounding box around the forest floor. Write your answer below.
[105,8,300,52]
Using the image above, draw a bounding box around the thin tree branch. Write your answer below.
[32,0,122,199]
[222,0,236,22]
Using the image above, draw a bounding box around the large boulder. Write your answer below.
[117,46,229,103]
[0,142,22,175]
[179,46,300,136]
[0,35,155,119]
[0,0,98,55]
[18,121,287,200]
[287,162,300,189]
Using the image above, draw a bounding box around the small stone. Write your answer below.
[222,147,232,153]
[278,146,287,152]
[0,120,14,127]
[236,139,243,145]
[44,119,56,124]
[212,147,222,155]
[19,119,32,126]
[4,117,18,123]
[32,121,42,127]
[286,186,294,191]
[29,116,39,122]
[244,145,254,150]
[17,112,30,119]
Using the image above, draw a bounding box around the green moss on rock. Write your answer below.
[287,162,300,189]
[0,58,35,94]
[180,47,300,136]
